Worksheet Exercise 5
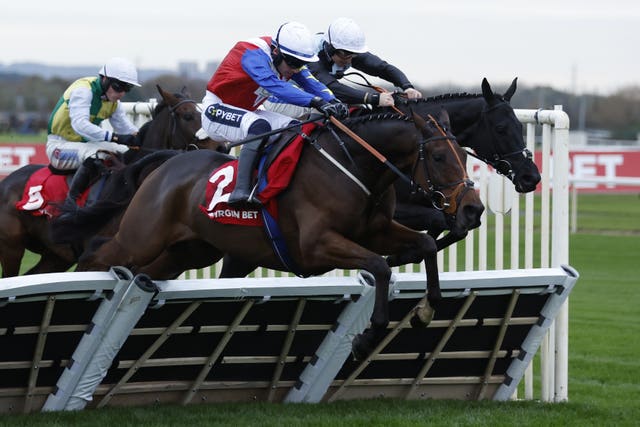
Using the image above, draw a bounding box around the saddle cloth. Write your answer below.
[200,123,314,226]
[15,167,89,218]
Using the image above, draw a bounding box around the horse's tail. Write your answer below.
[50,150,181,245]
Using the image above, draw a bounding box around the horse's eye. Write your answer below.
[182,113,194,121]
[495,124,506,134]
[432,153,445,162]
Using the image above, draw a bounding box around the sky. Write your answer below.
[2,0,639,95]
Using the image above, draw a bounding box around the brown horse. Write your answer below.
[77,110,483,358]
[0,85,221,277]
[138,85,229,153]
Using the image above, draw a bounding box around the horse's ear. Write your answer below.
[412,111,426,131]
[482,78,500,107]
[503,77,518,102]
[481,78,493,100]
[156,85,179,105]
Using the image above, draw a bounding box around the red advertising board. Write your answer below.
[1,142,639,193]
[533,147,640,193]
[0,143,48,178]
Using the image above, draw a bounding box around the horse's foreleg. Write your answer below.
[303,232,392,359]
[366,220,441,328]
[0,245,25,278]
[219,254,258,279]
[77,236,135,272]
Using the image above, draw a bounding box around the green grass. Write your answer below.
[1,194,639,426]
[0,132,46,144]
[572,193,640,232]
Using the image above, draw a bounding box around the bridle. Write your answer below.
[414,115,476,216]
[167,98,203,150]
[464,102,533,182]
[320,114,474,220]
[465,145,533,182]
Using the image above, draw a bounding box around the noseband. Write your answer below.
[487,148,533,181]
[416,115,475,217]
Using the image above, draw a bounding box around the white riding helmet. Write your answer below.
[274,21,319,62]
[98,57,141,87]
[324,17,368,53]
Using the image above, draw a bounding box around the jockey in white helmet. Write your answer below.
[46,57,140,208]
[313,17,423,107]
[201,21,348,206]
[264,17,422,118]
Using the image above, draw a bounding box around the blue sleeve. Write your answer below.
[291,68,335,102]
[241,49,321,107]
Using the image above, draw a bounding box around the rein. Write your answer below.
[328,116,411,185]
[464,145,533,181]
[419,115,475,216]
[396,97,532,181]
[329,101,474,217]
[343,71,405,115]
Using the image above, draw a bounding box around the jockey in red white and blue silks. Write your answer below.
[201,36,334,143]
[201,21,348,206]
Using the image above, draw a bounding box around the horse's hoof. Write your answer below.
[410,303,434,328]
[351,334,372,361]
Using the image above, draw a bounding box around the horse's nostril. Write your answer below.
[464,204,485,222]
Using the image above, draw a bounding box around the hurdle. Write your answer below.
[0,265,577,413]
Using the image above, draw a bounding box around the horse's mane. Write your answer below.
[341,112,413,127]
[397,93,483,106]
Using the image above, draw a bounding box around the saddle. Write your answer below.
[15,159,112,217]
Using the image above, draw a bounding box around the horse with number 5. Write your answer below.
[0,85,225,278]
[76,110,483,359]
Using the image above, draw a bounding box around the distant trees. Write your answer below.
[0,74,638,140]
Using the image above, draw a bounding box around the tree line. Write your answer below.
[1,73,638,139]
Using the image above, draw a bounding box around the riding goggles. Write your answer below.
[334,49,356,60]
[110,79,134,93]
[282,54,308,70]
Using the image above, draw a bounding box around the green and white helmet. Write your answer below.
[99,57,141,87]
[324,17,368,53]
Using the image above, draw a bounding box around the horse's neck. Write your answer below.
[310,120,415,195]
[144,108,173,149]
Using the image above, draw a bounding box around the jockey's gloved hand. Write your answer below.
[111,133,137,146]
[329,99,350,119]
[310,97,348,119]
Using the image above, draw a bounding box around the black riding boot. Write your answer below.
[65,157,102,208]
[228,139,263,206]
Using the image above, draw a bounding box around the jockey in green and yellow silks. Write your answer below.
[45,57,141,208]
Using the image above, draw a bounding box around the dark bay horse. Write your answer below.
[138,85,228,153]
[0,86,220,277]
[379,78,541,250]
[76,111,483,358]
